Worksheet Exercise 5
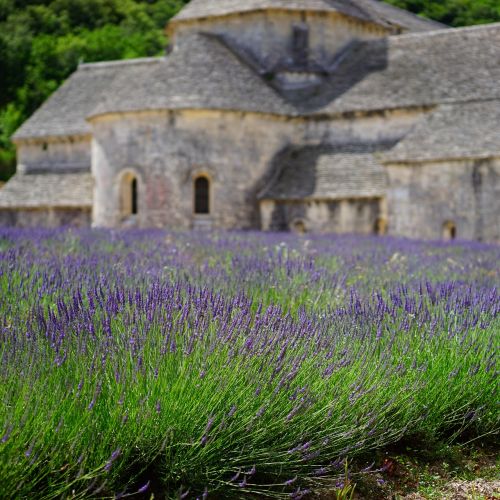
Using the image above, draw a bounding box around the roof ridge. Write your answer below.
[78,57,165,70]
[356,0,445,28]
[322,0,381,22]
[389,20,500,41]
[434,96,500,108]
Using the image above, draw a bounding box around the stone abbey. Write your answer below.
[1,0,499,241]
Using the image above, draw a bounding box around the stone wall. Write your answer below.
[171,11,387,70]
[89,108,425,231]
[15,136,91,174]
[90,110,293,229]
[385,158,500,242]
[11,105,497,241]
[0,208,91,228]
[261,198,384,234]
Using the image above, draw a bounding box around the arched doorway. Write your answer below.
[443,221,457,241]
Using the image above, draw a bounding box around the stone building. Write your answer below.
[1,0,499,241]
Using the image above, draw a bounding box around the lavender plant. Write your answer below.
[0,228,498,498]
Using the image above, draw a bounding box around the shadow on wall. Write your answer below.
[220,33,389,114]
[271,38,390,113]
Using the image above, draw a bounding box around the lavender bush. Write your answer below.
[0,228,498,498]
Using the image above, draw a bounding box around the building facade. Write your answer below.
[1,0,499,241]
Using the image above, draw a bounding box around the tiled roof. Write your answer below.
[12,58,162,141]
[260,143,390,200]
[382,100,500,163]
[356,0,445,32]
[55,22,500,122]
[291,23,500,114]
[0,173,93,208]
[88,34,294,119]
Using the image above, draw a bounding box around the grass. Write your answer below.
[0,228,498,498]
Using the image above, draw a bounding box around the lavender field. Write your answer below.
[0,228,498,499]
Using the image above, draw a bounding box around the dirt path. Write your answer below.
[402,479,500,499]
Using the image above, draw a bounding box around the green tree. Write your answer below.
[0,0,188,181]
[385,0,500,27]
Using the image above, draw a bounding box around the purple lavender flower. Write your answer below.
[104,448,121,472]
[1,425,12,444]
[246,465,256,476]
[290,487,311,499]
[204,415,215,435]
[137,481,150,494]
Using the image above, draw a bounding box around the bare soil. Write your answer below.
[315,438,499,500]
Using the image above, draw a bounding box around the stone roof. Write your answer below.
[292,22,500,114]
[260,143,390,200]
[13,32,294,139]
[356,0,445,32]
[382,100,500,163]
[13,21,500,139]
[0,173,93,208]
[13,58,162,141]
[88,33,294,119]
[172,0,444,32]
[77,23,500,121]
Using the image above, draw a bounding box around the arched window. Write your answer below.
[120,172,139,218]
[194,176,210,215]
[292,23,309,66]
[443,221,457,241]
[131,178,138,215]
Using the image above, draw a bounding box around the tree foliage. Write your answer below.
[0,0,188,180]
[1,0,499,181]
[387,0,500,27]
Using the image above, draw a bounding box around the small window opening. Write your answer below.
[194,176,210,215]
[131,178,138,215]
[443,221,457,241]
[292,23,309,66]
